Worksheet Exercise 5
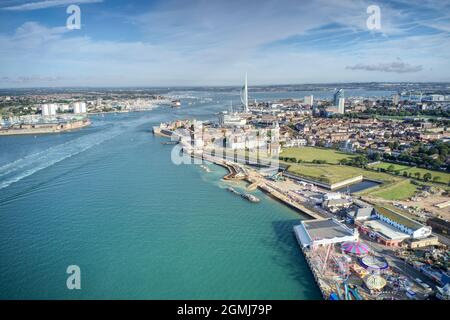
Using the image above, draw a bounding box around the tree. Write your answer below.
[369,153,381,161]
[414,172,421,180]
[387,165,395,172]
[423,172,432,182]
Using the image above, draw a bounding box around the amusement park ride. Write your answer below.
[311,241,366,300]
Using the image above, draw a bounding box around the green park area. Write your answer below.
[364,179,419,201]
[369,162,450,185]
[280,147,449,200]
[286,162,421,200]
[280,147,356,164]
[286,163,362,184]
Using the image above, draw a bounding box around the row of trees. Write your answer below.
[360,107,450,119]
[279,157,328,164]
[338,153,447,185]
[339,155,369,167]
[378,164,444,184]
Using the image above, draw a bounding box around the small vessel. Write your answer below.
[227,187,239,195]
[241,193,260,203]
[227,187,259,203]
[171,100,181,108]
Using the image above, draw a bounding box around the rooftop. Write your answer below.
[303,218,355,240]
[375,206,423,230]
[365,219,410,241]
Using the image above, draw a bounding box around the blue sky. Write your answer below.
[0,0,449,87]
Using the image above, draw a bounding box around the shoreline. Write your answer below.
[188,151,327,299]
[0,119,91,136]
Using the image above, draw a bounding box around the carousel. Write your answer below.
[364,275,387,291]
[341,241,370,256]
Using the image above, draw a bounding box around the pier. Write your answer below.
[189,150,325,220]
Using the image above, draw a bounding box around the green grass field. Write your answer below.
[367,179,419,200]
[285,162,422,200]
[280,147,356,164]
[370,162,450,184]
[286,163,362,184]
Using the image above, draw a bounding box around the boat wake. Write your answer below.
[0,116,152,191]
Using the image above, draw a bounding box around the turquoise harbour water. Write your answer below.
[0,90,391,299]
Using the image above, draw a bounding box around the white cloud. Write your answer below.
[346,61,423,73]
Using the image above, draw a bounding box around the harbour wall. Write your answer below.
[0,119,91,136]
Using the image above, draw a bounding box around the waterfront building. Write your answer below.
[338,98,345,114]
[304,95,314,106]
[73,102,87,114]
[41,104,57,117]
[333,88,344,107]
[294,218,358,249]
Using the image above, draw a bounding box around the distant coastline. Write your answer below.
[0,118,91,136]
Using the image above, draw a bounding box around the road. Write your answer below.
[360,233,437,291]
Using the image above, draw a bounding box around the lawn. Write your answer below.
[366,179,419,201]
[280,147,356,164]
[370,162,450,184]
[286,163,363,184]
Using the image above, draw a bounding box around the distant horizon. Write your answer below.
[1,81,450,92]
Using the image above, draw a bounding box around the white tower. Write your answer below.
[241,73,249,113]
[338,98,345,114]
